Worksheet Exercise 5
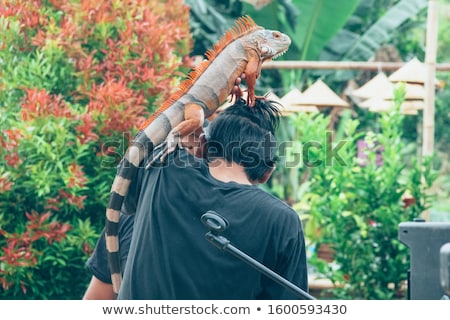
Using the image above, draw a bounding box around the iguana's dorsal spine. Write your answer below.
[139,16,262,129]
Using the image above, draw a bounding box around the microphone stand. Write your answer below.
[201,211,316,300]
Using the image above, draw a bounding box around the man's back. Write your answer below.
[118,149,307,299]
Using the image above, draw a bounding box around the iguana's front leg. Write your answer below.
[244,50,263,107]
[148,103,204,165]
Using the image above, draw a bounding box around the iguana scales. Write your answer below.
[105,15,291,296]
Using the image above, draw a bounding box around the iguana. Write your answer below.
[105,15,291,297]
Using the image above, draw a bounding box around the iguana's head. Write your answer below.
[247,29,291,62]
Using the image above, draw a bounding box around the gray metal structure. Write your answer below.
[398,220,450,300]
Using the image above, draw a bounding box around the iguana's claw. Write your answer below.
[145,143,167,169]
[229,73,246,103]
[145,132,182,169]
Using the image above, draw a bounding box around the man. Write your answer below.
[84,98,308,299]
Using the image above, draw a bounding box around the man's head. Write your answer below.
[205,98,281,184]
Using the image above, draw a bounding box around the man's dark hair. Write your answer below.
[206,98,281,182]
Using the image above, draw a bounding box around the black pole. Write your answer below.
[201,211,315,300]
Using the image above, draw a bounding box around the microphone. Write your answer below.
[201,210,315,300]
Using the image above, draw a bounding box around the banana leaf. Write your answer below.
[320,0,428,80]
[241,0,359,61]
[290,0,360,61]
[341,0,427,61]
[241,0,359,89]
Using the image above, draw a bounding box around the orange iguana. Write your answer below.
[105,15,291,296]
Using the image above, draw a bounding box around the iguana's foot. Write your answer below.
[146,131,182,168]
[230,85,244,102]
[229,73,246,103]
[247,94,268,107]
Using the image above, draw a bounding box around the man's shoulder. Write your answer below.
[148,148,206,171]
[247,188,299,221]
[252,187,293,208]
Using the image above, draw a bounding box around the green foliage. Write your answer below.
[319,0,428,81]
[0,215,97,299]
[339,0,426,61]
[289,86,438,299]
[0,0,191,299]
[288,0,360,62]
[437,0,450,63]
[268,111,332,203]
[186,0,300,56]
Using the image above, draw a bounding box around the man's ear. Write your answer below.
[255,166,275,184]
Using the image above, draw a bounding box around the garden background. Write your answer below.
[0,0,449,299]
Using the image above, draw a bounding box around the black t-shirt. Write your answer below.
[86,213,134,284]
[117,149,308,299]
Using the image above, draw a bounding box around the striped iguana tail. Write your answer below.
[105,15,291,297]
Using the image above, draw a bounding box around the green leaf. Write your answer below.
[236,0,297,29]
[342,0,427,62]
[324,0,428,80]
[291,0,359,61]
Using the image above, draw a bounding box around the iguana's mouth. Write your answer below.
[262,48,288,62]
[273,49,287,60]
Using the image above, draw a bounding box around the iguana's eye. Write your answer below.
[273,31,281,38]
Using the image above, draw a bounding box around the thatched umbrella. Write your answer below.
[387,52,439,157]
[350,69,426,115]
[359,97,424,115]
[387,56,441,88]
[351,72,394,99]
[388,57,428,84]
[295,79,349,108]
[352,72,426,100]
[279,88,319,115]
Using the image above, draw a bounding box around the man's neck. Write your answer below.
[208,159,252,185]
